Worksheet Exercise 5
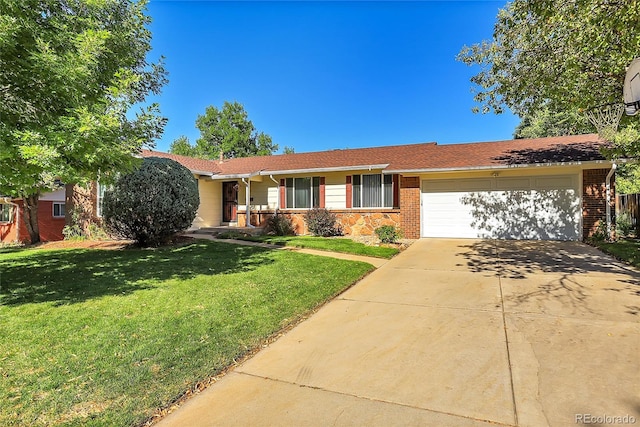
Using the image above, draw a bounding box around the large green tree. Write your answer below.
[0,0,167,243]
[168,135,195,157]
[458,0,640,156]
[514,106,592,139]
[170,101,277,160]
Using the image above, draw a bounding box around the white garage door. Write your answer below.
[421,175,581,240]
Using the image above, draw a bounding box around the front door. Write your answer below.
[222,181,238,222]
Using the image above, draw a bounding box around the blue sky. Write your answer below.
[146,1,518,154]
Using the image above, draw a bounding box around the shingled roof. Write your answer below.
[142,134,607,176]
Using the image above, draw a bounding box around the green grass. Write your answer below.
[226,235,400,259]
[592,238,640,268]
[0,241,373,426]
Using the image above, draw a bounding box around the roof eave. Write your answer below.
[207,172,256,180]
[258,164,390,176]
[191,170,216,177]
[385,159,614,174]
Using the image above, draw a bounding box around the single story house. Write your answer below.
[0,188,67,243]
[142,133,615,241]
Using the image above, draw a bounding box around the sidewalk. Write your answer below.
[184,233,389,268]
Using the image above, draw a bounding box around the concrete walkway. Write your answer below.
[184,232,389,268]
[157,239,640,427]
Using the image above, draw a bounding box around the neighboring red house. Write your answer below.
[0,189,67,243]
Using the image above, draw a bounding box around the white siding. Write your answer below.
[325,172,347,209]
[192,179,221,228]
[39,188,66,202]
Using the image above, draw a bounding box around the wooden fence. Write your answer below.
[616,193,640,235]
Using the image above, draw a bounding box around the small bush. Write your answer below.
[102,157,199,247]
[63,208,111,241]
[304,208,341,237]
[62,223,84,241]
[616,212,634,237]
[375,225,403,243]
[589,219,610,242]
[62,208,86,241]
[265,213,295,236]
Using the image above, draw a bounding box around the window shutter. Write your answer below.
[393,174,400,208]
[346,176,352,208]
[319,177,326,208]
[279,179,285,209]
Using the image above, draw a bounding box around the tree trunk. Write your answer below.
[22,193,41,244]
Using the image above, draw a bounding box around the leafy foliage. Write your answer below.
[304,208,341,237]
[514,106,592,139]
[458,0,640,118]
[614,163,640,194]
[615,212,634,238]
[168,135,195,157]
[265,213,295,236]
[102,157,199,246]
[588,219,610,242]
[458,0,640,158]
[0,0,167,243]
[375,225,403,244]
[170,101,277,160]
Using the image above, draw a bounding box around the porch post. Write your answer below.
[242,177,254,228]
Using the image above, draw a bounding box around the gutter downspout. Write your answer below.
[241,178,255,228]
[606,162,617,239]
[269,175,279,211]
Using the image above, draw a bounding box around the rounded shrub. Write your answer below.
[375,225,403,243]
[265,213,295,236]
[304,208,341,237]
[102,157,199,246]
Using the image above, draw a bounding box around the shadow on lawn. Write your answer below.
[0,241,274,306]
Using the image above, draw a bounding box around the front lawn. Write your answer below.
[591,238,640,269]
[0,241,373,426]
[225,235,400,259]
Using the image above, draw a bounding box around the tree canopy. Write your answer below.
[168,135,194,157]
[0,0,167,242]
[513,106,592,139]
[169,101,277,160]
[457,0,640,119]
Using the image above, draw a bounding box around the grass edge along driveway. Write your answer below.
[591,238,640,268]
[222,235,400,259]
[0,240,374,427]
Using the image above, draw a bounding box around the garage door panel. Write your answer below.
[421,176,580,241]
[424,179,493,192]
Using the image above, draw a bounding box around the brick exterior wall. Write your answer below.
[238,209,401,237]
[400,176,421,239]
[65,183,100,230]
[0,200,65,243]
[237,175,420,239]
[582,168,615,239]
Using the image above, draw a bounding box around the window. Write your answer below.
[285,177,321,209]
[352,174,393,208]
[0,204,12,222]
[96,182,110,217]
[52,202,65,218]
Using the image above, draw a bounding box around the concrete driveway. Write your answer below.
[157,239,640,427]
